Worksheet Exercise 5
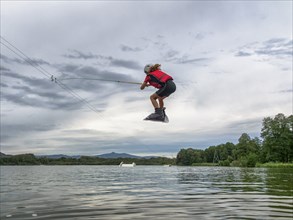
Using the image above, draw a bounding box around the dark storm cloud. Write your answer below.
[175,57,210,64]
[63,49,102,59]
[1,69,89,110]
[143,36,168,51]
[235,51,252,57]
[63,50,141,70]
[58,63,81,73]
[11,85,65,100]
[258,48,292,56]
[0,65,10,71]
[278,89,293,93]
[3,123,59,134]
[189,31,213,41]
[194,33,205,40]
[0,123,61,145]
[236,38,292,58]
[58,64,140,85]
[143,35,211,65]
[76,66,98,76]
[120,44,143,52]
[225,118,262,133]
[1,91,83,110]
[163,49,180,60]
[0,82,8,88]
[0,134,13,143]
[1,54,13,62]
[256,38,292,56]
[2,71,55,89]
[0,53,50,66]
[110,59,141,69]
[55,64,140,102]
[2,65,117,103]
[163,51,210,64]
[264,38,289,45]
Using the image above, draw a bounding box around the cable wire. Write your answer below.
[1,36,103,115]
[59,77,141,85]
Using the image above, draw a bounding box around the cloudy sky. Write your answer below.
[1,1,292,157]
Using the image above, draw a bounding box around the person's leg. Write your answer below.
[146,81,175,120]
[150,93,160,109]
[157,81,176,109]
[146,93,164,120]
[158,97,165,108]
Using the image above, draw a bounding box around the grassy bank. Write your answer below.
[256,162,293,168]
[190,162,293,168]
[191,163,218,166]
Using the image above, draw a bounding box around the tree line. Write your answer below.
[177,113,293,167]
[1,113,292,167]
[0,154,176,166]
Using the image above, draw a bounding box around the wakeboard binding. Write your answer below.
[144,107,169,123]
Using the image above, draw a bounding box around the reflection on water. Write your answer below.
[0,166,292,219]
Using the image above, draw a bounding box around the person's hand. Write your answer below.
[140,82,147,90]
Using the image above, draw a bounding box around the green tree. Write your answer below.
[176,148,193,165]
[234,133,251,159]
[204,146,216,163]
[261,113,293,162]
[176,148,205,165]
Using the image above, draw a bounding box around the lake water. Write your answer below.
[0,166,292,219]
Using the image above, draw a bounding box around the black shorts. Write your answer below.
[156,80,176,97]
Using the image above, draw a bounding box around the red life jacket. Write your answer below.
[144,70,173,89]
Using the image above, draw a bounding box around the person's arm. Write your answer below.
[140,82,148,90]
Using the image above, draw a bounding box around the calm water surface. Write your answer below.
[0,166,292,219]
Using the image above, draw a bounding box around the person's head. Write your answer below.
[144,64,153,74]
[144,63,161,74]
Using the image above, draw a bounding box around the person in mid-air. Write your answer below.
[140,64,176,121]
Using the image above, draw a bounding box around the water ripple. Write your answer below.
[1,166,292,219]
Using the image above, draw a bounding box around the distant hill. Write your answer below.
[0,152,11,158]
[35,153,141,159]
[2,152,157,159]
[36,154,81,159]
[96,152,142,159]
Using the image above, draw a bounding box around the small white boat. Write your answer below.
[163,164,172,167]
[119,162,136,167]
